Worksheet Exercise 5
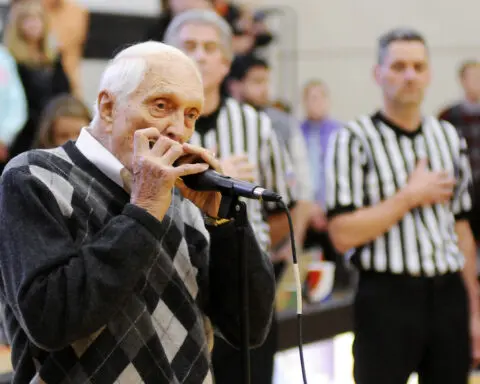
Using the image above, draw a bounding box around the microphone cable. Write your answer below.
[277,199,308,384]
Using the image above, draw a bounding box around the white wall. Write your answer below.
[258,0,480,121]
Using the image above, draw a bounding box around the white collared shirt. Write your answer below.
[75,127,125,189]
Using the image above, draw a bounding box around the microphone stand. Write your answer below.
[218,194,251,384]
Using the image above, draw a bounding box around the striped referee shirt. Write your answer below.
[326,112,473,276]
[190,97,296,252]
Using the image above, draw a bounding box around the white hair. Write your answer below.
[92,41,199,120]
[164,9,234,61]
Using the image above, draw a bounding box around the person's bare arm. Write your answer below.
[328,191,412,253]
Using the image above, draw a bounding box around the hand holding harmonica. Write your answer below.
[130,128,222,221]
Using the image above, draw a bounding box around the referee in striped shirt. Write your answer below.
[326,28,480,383]
[165,10,296,384]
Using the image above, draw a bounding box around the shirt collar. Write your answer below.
[75,127,125,189]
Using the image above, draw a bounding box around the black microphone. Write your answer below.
[181,169,282,202]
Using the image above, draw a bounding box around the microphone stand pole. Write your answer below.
[219,195,251,384]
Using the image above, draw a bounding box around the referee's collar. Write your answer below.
[196,97,227,135]
[373,111,423,138]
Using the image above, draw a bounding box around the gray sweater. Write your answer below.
[0,142,275,383]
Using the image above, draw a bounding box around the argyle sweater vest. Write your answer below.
[0,142,214,383]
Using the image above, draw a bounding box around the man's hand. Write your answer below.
[220,154,256,182]
[471,314,480,368]
[309,203,327,231]
[0,141,8,162]
[130,128,211,221]
[402,159,456,208]
[175,143,222,218]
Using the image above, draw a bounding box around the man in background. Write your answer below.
[300,80,343,255]
[439,60,480,242]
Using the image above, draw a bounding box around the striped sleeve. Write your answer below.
[258,111,297,211]
[325,127,367,218]
[442,121,473,219]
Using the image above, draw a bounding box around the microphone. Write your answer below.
[181,169,282,202]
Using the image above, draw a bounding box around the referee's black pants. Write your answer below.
[353,271,470,384]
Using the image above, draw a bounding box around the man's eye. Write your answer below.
[157,103,166,110]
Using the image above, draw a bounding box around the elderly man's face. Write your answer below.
[100,55,204,171]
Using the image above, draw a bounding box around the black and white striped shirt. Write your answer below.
[326,112,473,276]
[190,97,296,252]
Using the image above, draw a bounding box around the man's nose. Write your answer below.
[164,113,186,143]
[191,45,207,62]
[404,67,417,80]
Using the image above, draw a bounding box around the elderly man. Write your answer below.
[0,41,275,383]
[164,10,297,384]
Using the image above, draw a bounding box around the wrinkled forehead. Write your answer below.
[135,56,204,108]
[178,22,222,45]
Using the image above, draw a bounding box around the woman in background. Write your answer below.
[34,93,90,149]
[3,0,71,159]
[42,0,89,98]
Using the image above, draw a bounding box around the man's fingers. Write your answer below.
[163,143,185,165]
[134,128,160,156]
[183,143,222,173]
[149,135,181,158]
[176,162,209,177]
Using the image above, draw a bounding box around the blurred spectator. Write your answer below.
[0,44,27,173]
[42,0,89,99]
[439,60,480,241]
[301,80,342,216]
[213,0,240,25]
[216,1,273,52]
[229,6,273,56]
[34,93,90,149]
[145,0,213,42]
[300,80,348,285]
[3,0,71,159]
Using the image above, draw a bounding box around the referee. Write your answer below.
[326,28,480,384]
[165,10,296,384]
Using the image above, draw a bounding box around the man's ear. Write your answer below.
[97,90,115,132]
